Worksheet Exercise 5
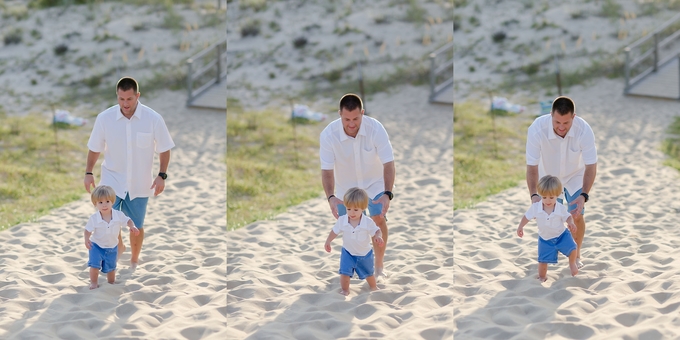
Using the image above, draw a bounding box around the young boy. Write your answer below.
[517,175,579,282]
[324,187,384,296]
[84,185,139,289]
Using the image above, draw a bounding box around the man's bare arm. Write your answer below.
[526,165,539,196]
[322,169,335,198]
[383,161,395,192]
[582,163,597,194]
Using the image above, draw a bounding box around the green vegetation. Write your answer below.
[239,0,267,11]
[404,0,427,24]
[454,101,533,210]
[599,0,622,18]
[662,116,680,171]
[227,99,325,230]
[0,113,90,231]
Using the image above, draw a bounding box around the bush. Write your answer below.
[241,19,260,37]
[4,28,22,45]
[293,36,308,49]
[54,43,68,55]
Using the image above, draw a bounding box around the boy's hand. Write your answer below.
[567,223,577,233]
[130,226,140,236]
[373,236,384,247]
[517,226,524,238]
[85,239,92,250]
[324,242,331,253]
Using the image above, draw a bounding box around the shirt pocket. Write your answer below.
[566,147,582,166]
[136,132,153,149]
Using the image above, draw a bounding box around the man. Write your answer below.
[320,93,396,280]
[526,96,597,269]
[84,77,175,269]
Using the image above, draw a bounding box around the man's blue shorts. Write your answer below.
[538,229,577,264]
[558,188,585,215]
[88,242,118,273]
[337,192,385,217]
[339,248,374,280]
[114,193,148,229]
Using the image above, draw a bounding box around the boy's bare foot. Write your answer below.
[569,262,579,277]
[537,276,547,282]
[576,258,584,269]
[339,289,350,296]
[89,283,99,290]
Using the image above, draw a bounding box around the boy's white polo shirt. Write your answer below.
[85,210,132,248]
[524,202,572,240]
[526,114,597,194]
[87,103,175,200]
[319,115,394,200]
[332,215,380,256]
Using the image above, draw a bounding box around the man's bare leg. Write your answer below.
[573,214,586,269]
[116,232,125,262]
[370,215,388,277]
[568,250,579,277]
[130,228,144,269]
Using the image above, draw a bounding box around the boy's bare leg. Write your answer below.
[366,276,379,291]
[573,215,586,269]
[568,250,579,277]
[537,263,548,282]
[89,268,100,289]
[339,275,350,296]
[370,215,388,276]
[106,270,116,284]
[130,229,144,268]
[116,232,125,262]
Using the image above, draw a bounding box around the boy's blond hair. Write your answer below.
[343,187,369,210]
[537,175,562,197]
[91,185,117,205]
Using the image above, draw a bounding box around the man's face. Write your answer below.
[117,88,140,116]
[339,107,363,137]
[551,111,574,138]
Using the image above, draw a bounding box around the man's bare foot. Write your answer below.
[117,245,126,262]
[569,262,579,277]
[130,261,138,271]
[537,276,547,282]
[576,258,584,269]
[369,286,379,291]
[339,289,350,296]
[89,283,99,290]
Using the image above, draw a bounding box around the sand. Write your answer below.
[454,78,680,338]
[0,90,226,339]
[226,85,453,339]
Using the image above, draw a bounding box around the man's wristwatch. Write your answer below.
[580,192,589,202]
[85,172,93,176]
[158,172,168,180]
[531,193,540,199]
[327,194,336,201]
[383,191,394,200]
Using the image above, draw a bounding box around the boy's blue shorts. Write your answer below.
[558,188,585,215]
[337,192,385,217]
[538,229,577,264]
[339,248,374,280]
[88,242,118,273]
[114,193,148,229]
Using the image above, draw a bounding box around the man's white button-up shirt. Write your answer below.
[319,116,394,199]
[87,103,175,200]
[526,114,597,194]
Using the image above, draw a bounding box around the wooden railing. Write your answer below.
[429,41,454,103]
[186,37,227,106]
[624,12,680,94]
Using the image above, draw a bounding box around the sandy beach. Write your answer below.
[0,90,226,339]
[226,85,453,339]
[454,78,680,338]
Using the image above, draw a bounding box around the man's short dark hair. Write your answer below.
[116,77,139,94]
[552,96,575,116]
[339,93,363,112]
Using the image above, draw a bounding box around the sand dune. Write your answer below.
[454,78,680,339]
[0,90,226,339]
[227,85,453,339]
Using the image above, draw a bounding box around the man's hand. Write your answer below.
[84,174,96,193]
[374,194,390,217]
[570,195,585,218]
[328,196,343,219]
[531,195,541,204]
[324,242,332,253]
[150,176,166,196]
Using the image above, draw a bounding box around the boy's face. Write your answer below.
[96,198,113,214]
[541,195,557,207]
[346,206,363,221]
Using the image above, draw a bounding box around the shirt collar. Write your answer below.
[94,210,120,224]
[115,102,142,121]
[547,123,575,140]
[338,117,367,141]
[342,214,367,228]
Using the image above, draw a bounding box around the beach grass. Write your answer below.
[454,101,533,210]
[226,99,325,230]
[661,116,680,171]
[0,113,90,231]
